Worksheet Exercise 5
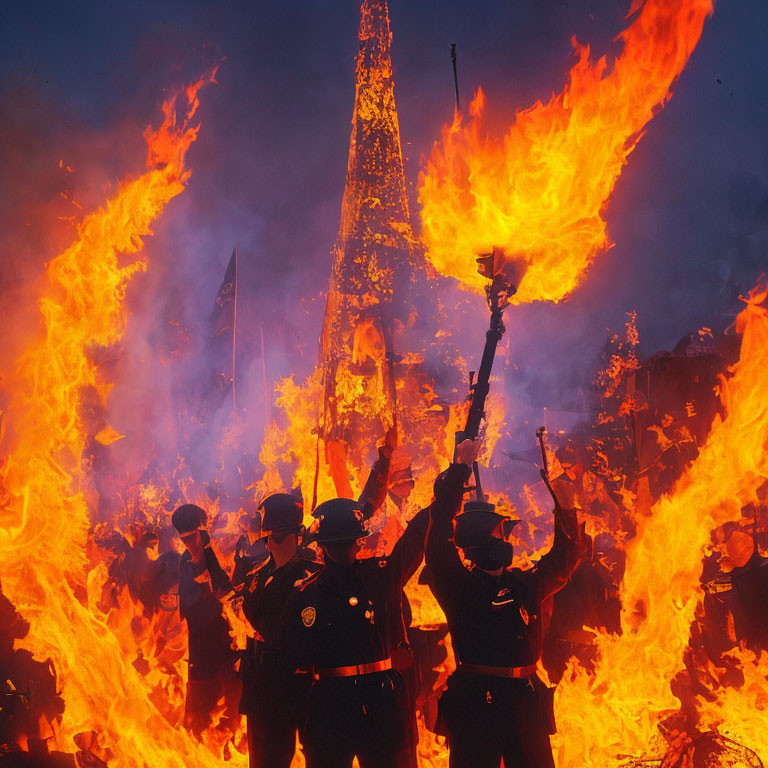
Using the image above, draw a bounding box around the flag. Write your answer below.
[210,246,237,338]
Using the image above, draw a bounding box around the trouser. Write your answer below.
[184,674,240,737]
[301,672,412,768]
[437,672,555,768]
[247,711,296,768]
[447,728,554,768]
[241,656,307,768]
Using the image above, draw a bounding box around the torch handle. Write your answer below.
[461,324,504,442]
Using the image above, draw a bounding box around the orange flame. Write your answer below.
[552,286,768,766]
[0,72,238,766]
[418,0,712,302]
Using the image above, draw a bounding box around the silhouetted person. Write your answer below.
[239,493,319,768]
[173,503,239,737]
[426,440,584,768]
[279,461,456,768]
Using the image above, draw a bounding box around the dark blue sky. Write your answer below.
[1,0,767,476]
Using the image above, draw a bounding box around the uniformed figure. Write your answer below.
[426,440,584,768]
[280,473,459,768]
[239,493,319,768]
[173,503,239,736]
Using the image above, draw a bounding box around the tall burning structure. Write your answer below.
[317,0,429,499]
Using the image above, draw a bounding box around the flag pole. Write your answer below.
[451,43,460,113]
[232,244,238,411]
[260,321,270,430]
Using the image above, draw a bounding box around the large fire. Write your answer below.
[552,287,768,766]
[418,0,713,302]
[0,72,243,767]
[3,2,768,768]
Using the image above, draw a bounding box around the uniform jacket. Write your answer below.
[239,546,320,714]
[426,471,583,668]
[280,503,437,671]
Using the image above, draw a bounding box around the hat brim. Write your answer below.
[315,530,371,544]
[261,523,304,537]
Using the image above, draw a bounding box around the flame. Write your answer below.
[418,0,712,302]
[552,286,768,766]
[0,72,241,766]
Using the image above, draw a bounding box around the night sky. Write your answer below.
[1,0,767,488]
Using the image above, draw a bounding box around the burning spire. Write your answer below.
[318,0,424,496]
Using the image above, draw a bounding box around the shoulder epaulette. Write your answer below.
[297,568,323,591]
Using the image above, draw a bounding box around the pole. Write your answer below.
[260,321,270,428]
[451,43,460,113]
[454,260,515,504]
[232,244,238,411]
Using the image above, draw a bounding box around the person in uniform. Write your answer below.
[426,440,584,768]
[239,492,319,768]
[280,456,467,768]
[173,503,239,737]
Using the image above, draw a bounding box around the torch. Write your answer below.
[454,247,516,511]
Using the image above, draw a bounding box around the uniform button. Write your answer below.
[349,596,359,606]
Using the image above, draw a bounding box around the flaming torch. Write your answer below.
[454,247,516,508]
[418,0,713,303]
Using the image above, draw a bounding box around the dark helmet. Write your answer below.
[312,498,370,544]
[454,502,520,550]
[259,493,304,534]
[171,504,207,535]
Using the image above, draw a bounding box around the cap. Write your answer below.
[259,493,304,534]
[171,504,207,535]
[313,498,370,543]
[454,504,520,550]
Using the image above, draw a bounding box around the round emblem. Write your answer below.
[301,606,317,627]
[349,596,359,606]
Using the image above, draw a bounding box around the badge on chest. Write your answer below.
[301,606,316,627]
[491,587,536,626]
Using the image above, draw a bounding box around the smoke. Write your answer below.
[1,0,767,517]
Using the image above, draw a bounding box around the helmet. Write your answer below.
[171,504,207,535]
[259,493,304,534]
[313,498,370,543]
[454,503,519,550]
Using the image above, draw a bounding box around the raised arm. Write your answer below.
[384,505,431,591]
[203,544,232,597]
[533,505,586,602]
[358,446,392,520]
[425,460,474,598]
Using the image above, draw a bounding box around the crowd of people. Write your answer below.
[174,437,587,768]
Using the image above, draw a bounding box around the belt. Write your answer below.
[315,658,392,679]
[457,662,538,679]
